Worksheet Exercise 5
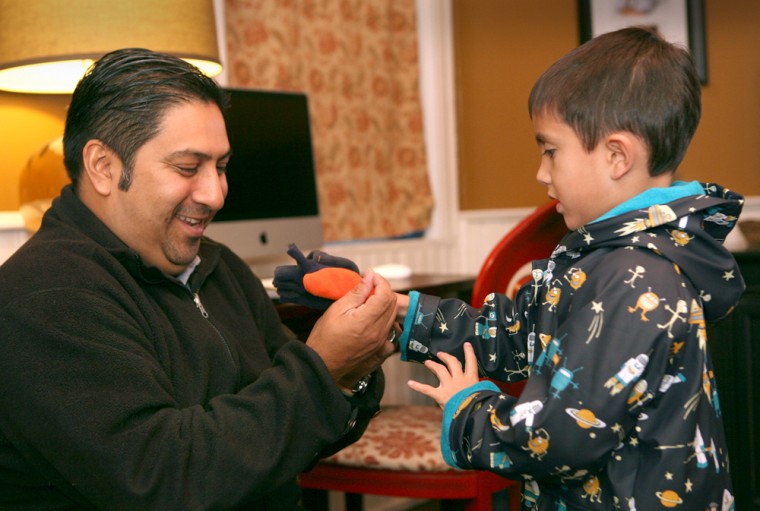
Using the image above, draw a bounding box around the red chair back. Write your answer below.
[472,200,566,306]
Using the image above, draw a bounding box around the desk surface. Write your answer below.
[388,273,475,296]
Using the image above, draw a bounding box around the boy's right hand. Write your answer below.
[407,342,479,409]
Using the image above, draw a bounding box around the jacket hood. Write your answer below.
[555,183,745,322]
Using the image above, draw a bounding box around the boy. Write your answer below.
[400,27,743,510]
[276,26,743,510]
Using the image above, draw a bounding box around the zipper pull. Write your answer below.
[193,293,209,318]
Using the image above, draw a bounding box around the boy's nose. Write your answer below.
[536,164,550,186]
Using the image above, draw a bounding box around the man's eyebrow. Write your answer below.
[167,149,232,160]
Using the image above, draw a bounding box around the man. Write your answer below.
[0,48,397,510]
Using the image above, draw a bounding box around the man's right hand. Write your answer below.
[305,269,397,385]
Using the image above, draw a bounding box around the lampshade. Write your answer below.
[0,0,222,94]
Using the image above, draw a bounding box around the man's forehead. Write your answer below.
[151,101,229,150]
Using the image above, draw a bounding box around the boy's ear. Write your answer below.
[81,140,119,196]
[605,132,639,180]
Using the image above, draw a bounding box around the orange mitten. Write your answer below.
[303,267,363,301]
[273,243,363,309]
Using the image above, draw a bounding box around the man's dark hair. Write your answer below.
[528,26,701,176]
[63,48,230,190]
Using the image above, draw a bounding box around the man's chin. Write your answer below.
[165,243,201,271]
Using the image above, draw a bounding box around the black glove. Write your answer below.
[273,243,362,309]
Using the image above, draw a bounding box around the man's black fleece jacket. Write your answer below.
[0,185,382,510]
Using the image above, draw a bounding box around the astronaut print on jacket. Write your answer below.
[400,183,744,511]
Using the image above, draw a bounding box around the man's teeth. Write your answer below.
[179,215,201,226]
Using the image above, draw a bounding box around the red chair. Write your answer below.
[299,403,518,511]
[298,201,566,511]
[472,200,565,306]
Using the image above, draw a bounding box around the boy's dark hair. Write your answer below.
[528,26,701,176]
[63,48,230,190]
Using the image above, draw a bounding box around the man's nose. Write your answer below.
[194,168,227,211]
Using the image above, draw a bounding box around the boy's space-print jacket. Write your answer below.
[399,183,744,511]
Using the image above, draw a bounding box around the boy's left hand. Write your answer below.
[407,342,479,409]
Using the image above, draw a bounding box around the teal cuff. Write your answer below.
[399,290,420,362]
[440,380,501,468]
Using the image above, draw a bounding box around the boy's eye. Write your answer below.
[542,148,556,158]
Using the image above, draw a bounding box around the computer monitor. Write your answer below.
[204,88,324,277]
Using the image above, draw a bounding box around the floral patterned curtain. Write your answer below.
[224,0,433,242]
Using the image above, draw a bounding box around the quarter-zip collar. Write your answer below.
[46,185,222,293]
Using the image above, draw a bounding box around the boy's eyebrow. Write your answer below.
[535,133,548,145]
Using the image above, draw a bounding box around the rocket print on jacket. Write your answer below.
[401,183,743,510]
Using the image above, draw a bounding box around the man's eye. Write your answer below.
[175,165,199,174]
[217,164,228,174]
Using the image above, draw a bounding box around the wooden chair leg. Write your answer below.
[463,494,490,511]
[508,486,522,510]
[460,488,517,511]
[441,500,465,511]
[345,492,363,511]
[491,487,522,511]
[301,488,329,511]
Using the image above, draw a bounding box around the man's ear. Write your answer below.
[81,140,119,196]
[605,132,640,180]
